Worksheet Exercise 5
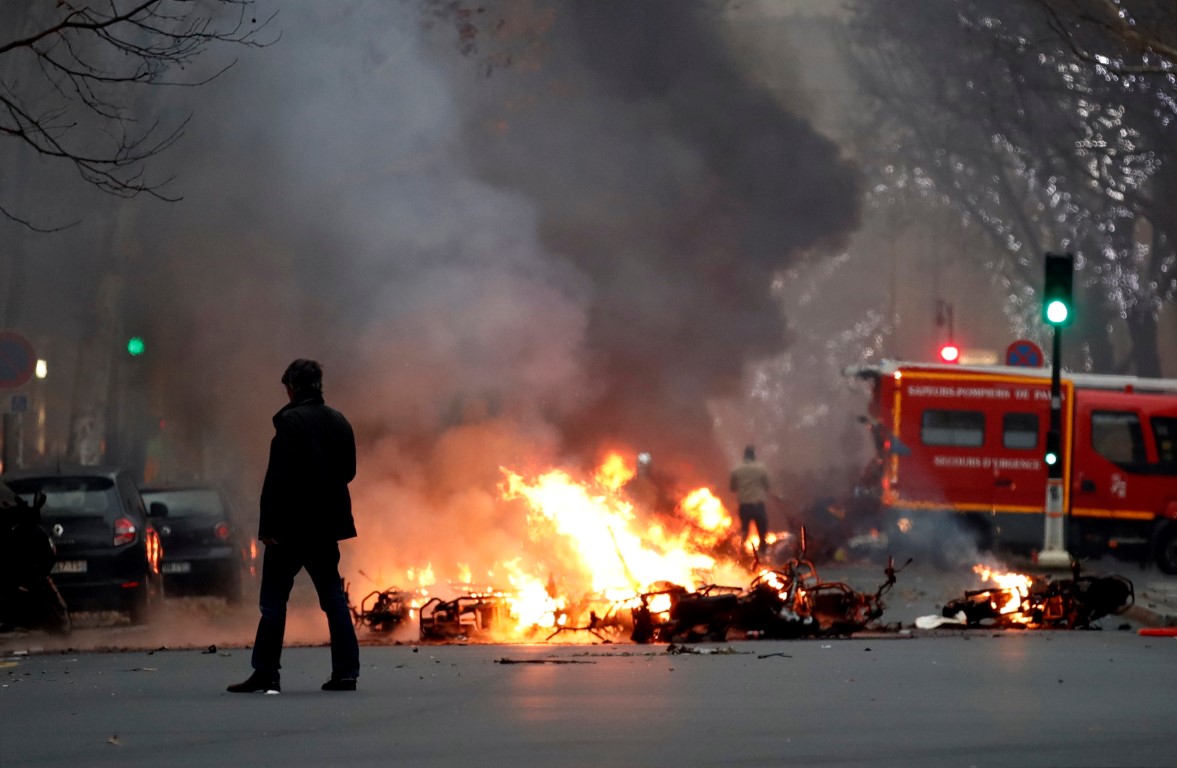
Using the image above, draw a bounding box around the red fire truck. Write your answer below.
[846,361,1177,573]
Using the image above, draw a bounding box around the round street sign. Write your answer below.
[0,331,36,389]
[1006,339,1044,367]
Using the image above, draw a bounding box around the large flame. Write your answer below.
[358,451,754,641]
[489,451,747,638]
[502,458,727,596]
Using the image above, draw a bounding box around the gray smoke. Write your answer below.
[5,2,862,600]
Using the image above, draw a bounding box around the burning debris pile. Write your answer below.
[351,531,903,644]
[934,563,1134,630]
[346,452,903,644]
[626,544,904,643]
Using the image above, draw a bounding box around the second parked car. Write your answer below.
[140,485,251,602]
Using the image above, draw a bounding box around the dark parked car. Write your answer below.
[139,485,251,602]
[1,466,163,624]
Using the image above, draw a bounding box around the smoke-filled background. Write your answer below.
[4,0,1174,654]
[1,0,866,597]
[16,0,1075,656]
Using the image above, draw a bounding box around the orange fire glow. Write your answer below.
[973,564,1034,619]
[486,452,748,638]
[354,451,756,642]
[679,488,733,542]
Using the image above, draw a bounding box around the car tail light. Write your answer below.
[214,522,231,541]
[113,516,137,546]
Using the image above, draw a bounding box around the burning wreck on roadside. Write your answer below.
[352,530,904,644]
[933,563,1135,630]
[346,451,905,644]
[348,586,416,634]
[625,535,905,644]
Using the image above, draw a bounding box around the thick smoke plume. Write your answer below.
[4,2,861,646]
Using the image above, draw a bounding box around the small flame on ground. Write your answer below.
[973,564,1034,619]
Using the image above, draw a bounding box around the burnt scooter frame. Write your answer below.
[942,560,1134,629]
[348,585,412,633]
[419,592,515,641]
[627,528,906,643]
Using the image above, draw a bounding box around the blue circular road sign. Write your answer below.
[0,331,36,389]
[1006,339,1044,367]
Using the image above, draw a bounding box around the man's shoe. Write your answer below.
[227,671,280,694]
[321,677,357,692]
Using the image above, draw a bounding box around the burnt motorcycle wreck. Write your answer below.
[419,592,515,641]
[941,562,1134,629]
[349,585,413,634]
[630,532,906,643]
[386,529,904,644]
[0,486,70,634]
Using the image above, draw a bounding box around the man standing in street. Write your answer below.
[229,359,360,694]
[730,445,770,561]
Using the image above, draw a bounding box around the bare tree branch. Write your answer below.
[0,0,276,229]
[0,199,78,233]
[1034,0,1177,75]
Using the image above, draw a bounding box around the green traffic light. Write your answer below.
[1045,451,1058,466]
[127,336,145,356]
[1042,253,1074,327]
[1045,299,1070,326]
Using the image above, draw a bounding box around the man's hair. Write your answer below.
[281,359,324,395]
[744,445,756,461]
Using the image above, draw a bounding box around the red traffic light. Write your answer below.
[939,343,961,363]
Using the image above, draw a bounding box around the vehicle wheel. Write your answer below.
[1154,523,1177,575]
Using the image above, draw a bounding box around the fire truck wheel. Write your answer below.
[1155,523,1177,575]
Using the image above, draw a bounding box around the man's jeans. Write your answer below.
[738,502,769,556]
[251,539,360,680]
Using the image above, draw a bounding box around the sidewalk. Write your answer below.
[1125,577,1177,627]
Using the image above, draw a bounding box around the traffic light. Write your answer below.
[938,342,961,363]
[1044,429,1061,468]
[126,336,146,356]
[1043,253,1074,327]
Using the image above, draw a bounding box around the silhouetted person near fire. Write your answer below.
[229,359,360,694]
[730,445,770,560]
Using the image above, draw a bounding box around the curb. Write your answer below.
[1125,602,1177,629]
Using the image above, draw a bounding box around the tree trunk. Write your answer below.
[1074,282,1116,372]
[1126,304,1162,377]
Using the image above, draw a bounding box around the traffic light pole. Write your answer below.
[1038,325,1070,568]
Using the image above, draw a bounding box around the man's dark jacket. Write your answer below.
[259,393,357,543]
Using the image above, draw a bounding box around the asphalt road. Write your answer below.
[1,560,1175,768]
[2,631,1175,768]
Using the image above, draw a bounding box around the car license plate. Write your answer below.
[162,561,192,574]
[51,560,87,574]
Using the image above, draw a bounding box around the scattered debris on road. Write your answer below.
[494,658,595,665]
